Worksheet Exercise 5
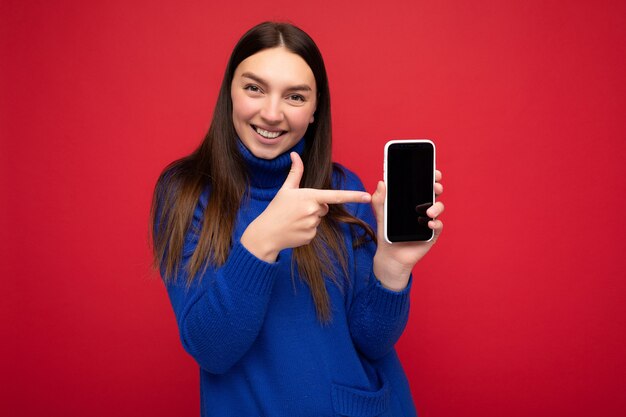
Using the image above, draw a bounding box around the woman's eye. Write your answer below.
[288,94,305,102]
[244,85,261,93]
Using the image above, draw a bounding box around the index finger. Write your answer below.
[308,189,372,204]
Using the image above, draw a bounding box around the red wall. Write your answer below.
[2,1,625,416]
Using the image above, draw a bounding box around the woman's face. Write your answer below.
[231,47,317,160]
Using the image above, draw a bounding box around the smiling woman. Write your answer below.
[231,47,317,159]
[149,21,444,417]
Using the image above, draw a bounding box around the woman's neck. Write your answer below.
[237,138,306,200]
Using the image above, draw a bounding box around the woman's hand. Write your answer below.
[371,171,445,291]
[241,153,372,263]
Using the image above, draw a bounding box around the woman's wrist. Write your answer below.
[241,223,280,263]
[373,253,412,292]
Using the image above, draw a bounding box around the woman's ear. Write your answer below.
[311,94,319,123]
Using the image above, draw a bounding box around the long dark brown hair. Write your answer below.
[150,22,375,322]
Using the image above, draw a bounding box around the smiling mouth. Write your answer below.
[251,125,286,139]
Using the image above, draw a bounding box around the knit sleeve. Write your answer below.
[339,169,411,360]
[162,193,280,375]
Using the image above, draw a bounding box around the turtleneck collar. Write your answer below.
[237,138,306,201]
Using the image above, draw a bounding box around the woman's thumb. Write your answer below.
[371,181,386,229]
[281,152,304,190]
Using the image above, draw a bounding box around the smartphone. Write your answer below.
[384,140,436,243]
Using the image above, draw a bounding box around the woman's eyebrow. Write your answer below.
[241,72,312,92]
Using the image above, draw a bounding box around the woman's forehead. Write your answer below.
[234,47,316,90]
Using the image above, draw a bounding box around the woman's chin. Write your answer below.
[242,135,299,160]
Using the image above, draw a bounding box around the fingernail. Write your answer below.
[362,194,371,202]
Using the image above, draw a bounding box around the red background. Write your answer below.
[2,0,625,416]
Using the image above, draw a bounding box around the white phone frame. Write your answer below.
[383,139,436,244]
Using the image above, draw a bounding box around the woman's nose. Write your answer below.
[259,97,284,124]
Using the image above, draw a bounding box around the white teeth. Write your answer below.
[254,126,283,139]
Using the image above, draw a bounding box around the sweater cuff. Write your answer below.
[368,274,412,317]
[220,240,280,296]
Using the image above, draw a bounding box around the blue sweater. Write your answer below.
[163,139,418,416]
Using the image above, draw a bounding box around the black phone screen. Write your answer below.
[386,141,435,242]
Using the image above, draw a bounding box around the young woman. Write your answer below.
[151,21,444,416]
